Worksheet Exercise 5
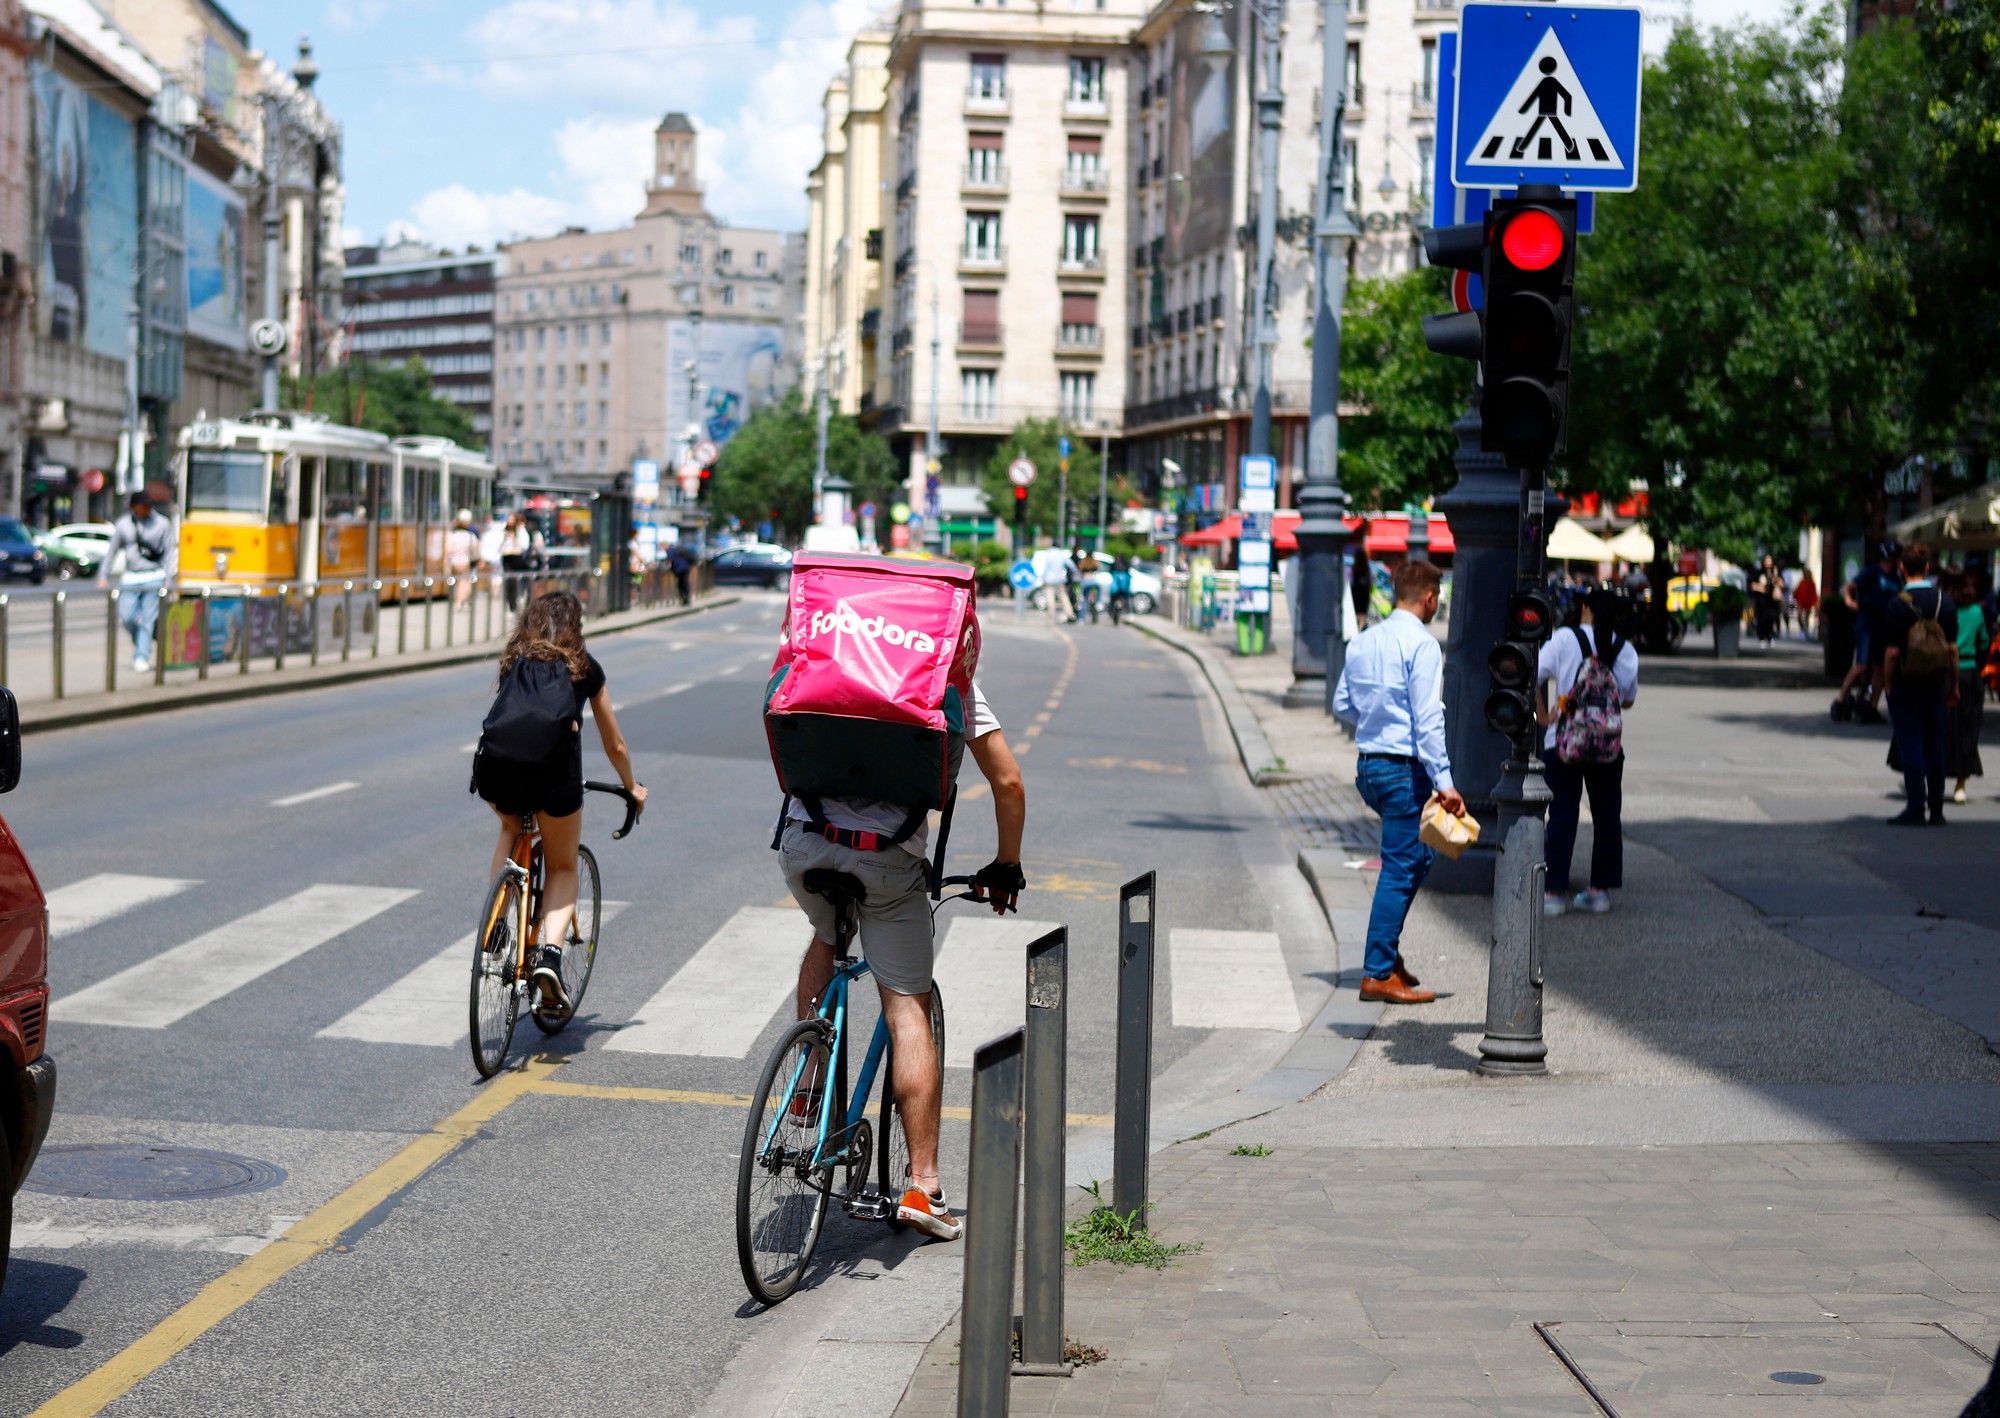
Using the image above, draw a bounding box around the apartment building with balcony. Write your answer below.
[807,0,1142,545]
[804,26,894,424]
[343,241,505,451]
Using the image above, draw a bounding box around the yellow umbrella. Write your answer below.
[1545,517,1613,562]
[1604,524,1655,562]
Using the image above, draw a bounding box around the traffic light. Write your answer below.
[1481,197,1577,461]
[1420,221,1484,363]
[1483,589,1555,737]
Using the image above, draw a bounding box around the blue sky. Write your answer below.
[215,0,1791,252]
[218,0,888,247]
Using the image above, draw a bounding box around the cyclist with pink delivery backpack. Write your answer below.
[764,552,1026,1241]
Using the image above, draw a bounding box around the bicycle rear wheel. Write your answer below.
[879,983,946,1227]
[737,1020,835,1305]
[470,870,523,1079]
[533,844,600,1033]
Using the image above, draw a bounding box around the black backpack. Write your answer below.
[480,659,578,764]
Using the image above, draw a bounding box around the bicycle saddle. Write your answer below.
[801,869,866,910]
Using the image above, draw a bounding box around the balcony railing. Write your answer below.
[1208,293,1224,323]
[1057,325,1103,353]
[958,321,1005,348]
[1058,251,1105,275]
[962,162,1008,193]
[964,84,1010,114]
[891,329,912,356]
[895,249,915,277]
[957,403,1004,423]
[959,244,1007,270]
[859,306,881,340]
[1060,166,1110,195]
[896,171,917,202]
[1062,92,1109,119]
[1125,385,1224,429]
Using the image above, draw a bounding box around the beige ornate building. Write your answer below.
[493,115,804,495]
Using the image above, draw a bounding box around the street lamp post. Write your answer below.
[1287,0,1362,708]
[258,91,284,413]
[1247,0,1281,463]
[812,353,830,524]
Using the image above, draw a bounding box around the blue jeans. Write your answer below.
[1355,756,1435,980]
[1887,681,1948,813]
[117,587,159,664]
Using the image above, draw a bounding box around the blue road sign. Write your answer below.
[1434,32,1595,242]
[1453,3,1643,193]
[1057,436,1071,459]
[1009,560,1039,591]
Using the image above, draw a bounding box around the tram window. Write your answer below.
[324,458,366,519]
[371,463,394,518]
[400,469,421,522]
[424,470,442,522]
[187,451,268,514]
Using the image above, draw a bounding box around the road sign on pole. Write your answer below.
[1452,3,1643,193]
[1008,456,1037,487]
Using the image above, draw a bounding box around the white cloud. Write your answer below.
[324,0,393,31]
[465,0,760,110]
[405,184,578,248]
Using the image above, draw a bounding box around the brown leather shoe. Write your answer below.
[1360,974,1435,1005]
[1392,956,1422,989]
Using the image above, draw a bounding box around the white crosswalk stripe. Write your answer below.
[51,885,418,1029]
[45,874,199,940]
[317,903,629,1047]
[606,906,805,1058]
[932,917,1064,1068]
[1168,928,1301,1031]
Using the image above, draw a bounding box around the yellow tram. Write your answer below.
[174,412,495,591]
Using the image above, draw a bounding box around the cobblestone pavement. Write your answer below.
[896,1141,2000,1417]
[1264,773,1382,854]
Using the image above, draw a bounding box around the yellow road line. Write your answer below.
[30,1058,562,1418]
[529,1078,1111,1127]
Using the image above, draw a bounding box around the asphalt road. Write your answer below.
[0,591,1330,1415]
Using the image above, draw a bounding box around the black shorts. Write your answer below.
[473,749,583,818]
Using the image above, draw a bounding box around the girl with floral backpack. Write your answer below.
[1536,585,1640,917]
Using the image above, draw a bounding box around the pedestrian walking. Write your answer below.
[1947,568,1991,805]
[1881,544,1959,825]
[97,491,176,673]
[1106,556,1132,626]
[1332,560,1462,1005]
[1792,568,1819,639]
[1537,586,1639,916]
[1349,548,1375,629]
[447,510,480,607]
[666,541,693,605]
[1076,548,1103,623]
[1035,545,1075,625]
[1750,555,1784,647]
[1834,542,1900,723]
[497,513,542,612]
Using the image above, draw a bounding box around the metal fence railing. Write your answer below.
[1,560,717,706]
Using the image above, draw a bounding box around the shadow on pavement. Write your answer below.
[0,1259,87,1355]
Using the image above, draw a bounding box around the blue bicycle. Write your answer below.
[734,868,978,1305]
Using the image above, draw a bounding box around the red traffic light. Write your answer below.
[1504,590,1555,642]
[1497,209,1566,272]
[1014,486,1027,502]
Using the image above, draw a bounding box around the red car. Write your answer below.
[0,688,53,1296]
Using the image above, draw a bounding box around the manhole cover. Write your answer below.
[23,1144,286,1200]
[1771,1371,1825,1385]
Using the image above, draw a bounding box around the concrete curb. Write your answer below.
[18,594,743,735]
[1128,614,1289,785]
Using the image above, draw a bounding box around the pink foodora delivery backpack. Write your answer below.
[765,553,981,849]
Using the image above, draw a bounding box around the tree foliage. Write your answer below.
[980,417,1102,542]
[1335,269,1468,510]
[286,358,479,446]
[708,389,900,542]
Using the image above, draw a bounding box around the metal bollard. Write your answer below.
[308,585,320,668]
[240,590,253,675]
[197,589,210,681]
[397,580,409,655]
[51,591,65,700]
[275,586,288,672]
[445,577,456,648]
[958,1027,1025,1418]
[1478,817,1550,1075]
[104,590,118,693]
[342,582,354,662]
[370,581,383,658]
[1113,872,1157,1226]
[1016,927,1072,1378]
[423,579,434,650]
[0,594,9,687]
[154,589,169,685]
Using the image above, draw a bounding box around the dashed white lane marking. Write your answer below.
[271,781,359,808]
[52,885,419,1029]
[606,906,806,1058]
[931,916,1065,1068]
[1168,928,1302,1031]
[45,874,199,940]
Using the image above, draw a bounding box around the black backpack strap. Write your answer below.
[929,786,958,899]
[771,794,792,851]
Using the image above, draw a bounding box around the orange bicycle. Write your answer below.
[471,780,639,1078]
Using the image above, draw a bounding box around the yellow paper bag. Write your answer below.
[1418,794,1481,859]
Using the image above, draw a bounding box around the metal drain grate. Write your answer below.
[23,1144,287,1200]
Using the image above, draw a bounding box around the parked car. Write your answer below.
[0,689,54,1297]
[32,532,94,580]
[1033,558,1163,616]
[0,521,46,585]
[45,523,113,566]
[707,544,793,589]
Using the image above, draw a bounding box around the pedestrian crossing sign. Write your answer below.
[1453,2,1643,193]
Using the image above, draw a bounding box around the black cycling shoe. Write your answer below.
[531,946,570,1012]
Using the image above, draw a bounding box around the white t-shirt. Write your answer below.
[1536,623,1639,753]
[784,681,1002,857]
[1032,548,1074,587]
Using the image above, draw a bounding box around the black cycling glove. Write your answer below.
[970,859,1026,913]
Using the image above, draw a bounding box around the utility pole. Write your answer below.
[812,354,830,524]
[1289,0,1362,707]
[926,279,941,547]
[259,92,283,413]
[1096,424,1110,552]
[1248,0,1282,462]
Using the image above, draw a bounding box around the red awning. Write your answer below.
[1362,513,1455,556]
[1180,511,1451,555]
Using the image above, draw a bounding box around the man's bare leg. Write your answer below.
[798,934,835,1020]
[880,985,941,1194]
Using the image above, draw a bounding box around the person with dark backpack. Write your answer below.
[473,590,646,1006]
[1882,543,1960,826]
[1537,585,1640,916]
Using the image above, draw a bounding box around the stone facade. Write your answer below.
[344,242,504,451]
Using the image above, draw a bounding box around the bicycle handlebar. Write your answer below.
[584,781,642,839]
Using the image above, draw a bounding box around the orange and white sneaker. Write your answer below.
[896,1187,963,1241]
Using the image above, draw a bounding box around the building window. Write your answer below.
[1343,140,1359,210]
[535,366,546,388]
[682,243,700,266]
[1068,56,1105,103]
[601,363,611,387]
[1346,43,1362,106]
[1420,38,1438,104]
[576,323,588,348]
[962,289,1001,344]
[718,285,733,307]
[961,368,997,418]
[598,401,609,427]
[1065,134,1103,183]
[1060,291,1098,345]
[1417,137,1435,201]
[969,54,1007,100]
[535,328,547,351]
[967,131,1004,184]
[964,210,1003,260]
[1060,371,1096,421]
[755,251,768,270]
[1062,214,1101,265]
[557,326,568,350]
[556,366,567,388]
[719,247,734,266]
[600,321,611,343]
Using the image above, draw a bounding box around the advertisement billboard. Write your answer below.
[185,166,247,350]
[665,319,786,449]
[32,68,139,360]
[1166,10,1238,266]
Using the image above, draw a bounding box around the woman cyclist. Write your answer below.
[474,590,646,1006]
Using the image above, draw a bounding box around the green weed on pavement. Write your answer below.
[1064,1181,1203,1269]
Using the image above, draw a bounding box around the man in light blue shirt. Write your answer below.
[1332,559,1464,1004]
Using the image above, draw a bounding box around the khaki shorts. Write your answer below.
[779,823,934,996]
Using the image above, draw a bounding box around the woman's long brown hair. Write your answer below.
[499,590,590,682]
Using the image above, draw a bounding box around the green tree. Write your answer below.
[1337,269,1468,510]
[980,417,1100,544]
[285,358,478,445]
[708,390,899,542]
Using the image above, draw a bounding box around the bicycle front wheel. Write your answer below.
[533,843,600,1034]
[879,983,946,1226]
[470,870,523,1079]
[737,1020,835,1305]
